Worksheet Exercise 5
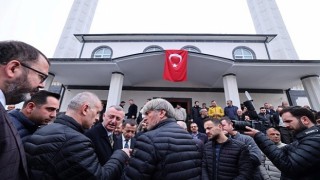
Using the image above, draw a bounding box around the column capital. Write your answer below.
[112,71,124,76]
[223,73,236,77]
[300,75,319,80]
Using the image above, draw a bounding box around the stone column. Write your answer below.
[301,75,320,111]
[106,72,124,108]
[223,74,240,108]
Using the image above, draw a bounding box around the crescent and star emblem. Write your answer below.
[168,53,182,68]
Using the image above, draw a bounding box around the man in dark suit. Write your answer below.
[0,41,50,179]
[190,122,208,144]
[126,99,138,119]
[114,119,137,150]
[85,105,125,165]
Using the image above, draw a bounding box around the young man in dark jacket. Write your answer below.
[122,98,202,179]
[245,106,320,179]
[24,92,130,179]
[8,90,60,142]
[202,118,253,180]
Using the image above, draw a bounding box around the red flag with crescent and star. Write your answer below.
[163,50,188,82]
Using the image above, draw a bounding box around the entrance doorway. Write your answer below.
[160,97,192,118]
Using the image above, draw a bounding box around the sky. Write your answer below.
[0,0,319,60]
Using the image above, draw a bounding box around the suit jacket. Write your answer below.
[0,103,29,179]
[126,104,138,119]
[113,135,136,150]
[191,132,208,144]
[85,123,117,165]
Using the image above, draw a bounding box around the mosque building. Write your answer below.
[47,0,320,113]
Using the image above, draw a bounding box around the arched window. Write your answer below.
[181,45,201,53]
[92,46,112,58]
[143,45,163,53]
[233,47,255,60]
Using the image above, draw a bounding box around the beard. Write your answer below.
[209,133,220,141]
[3,73,38,104]
[292,120,308,135]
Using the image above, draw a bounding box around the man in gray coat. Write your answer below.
[259,128,286,180]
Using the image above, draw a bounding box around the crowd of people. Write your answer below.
[1,40,320,179]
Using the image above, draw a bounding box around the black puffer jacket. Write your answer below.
[24,114,129,180]
[254,126,320,179]
[122,118,202,180]
[202,138,254,180]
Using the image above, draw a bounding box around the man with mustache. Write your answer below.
[0,40,50,179]
[85,105,126,165]
[8,90,60,142]
[245,106,320,179]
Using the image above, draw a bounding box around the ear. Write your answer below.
[159,109,166,119]
[25,102,36,114]
[81,104,90,116]
[3,60,22,78]
[300,116,311,126]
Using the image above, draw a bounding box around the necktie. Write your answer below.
[109,135,114,147]
[124,140,129,148]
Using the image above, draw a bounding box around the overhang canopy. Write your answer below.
[49,52,320,90]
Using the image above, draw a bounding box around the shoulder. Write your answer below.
[228,138,247,148]
[85,123,103,135]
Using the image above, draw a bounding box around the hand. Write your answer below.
[243,126,260,137]
[121,148,132,157]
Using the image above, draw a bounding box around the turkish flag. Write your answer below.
[163,50,188,82]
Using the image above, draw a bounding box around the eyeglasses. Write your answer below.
[20,62,48,83]
[269,133,280,136]
[107,114,123,121]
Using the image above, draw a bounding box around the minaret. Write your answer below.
[53,0,98,58]
[247,0,299,60]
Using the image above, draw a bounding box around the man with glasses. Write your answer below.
[0,40,50,179]
[122,98,202,179]
[193,108,208,133]
[245,106,320,179]
[85,105,126,165]
[190,122,208,143]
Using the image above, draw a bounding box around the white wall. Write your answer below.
[80,41,269,60]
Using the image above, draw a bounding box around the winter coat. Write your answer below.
[24,114,129,180]
[202,138,254,180]
[122,118,202,180]
[254,126,320,179]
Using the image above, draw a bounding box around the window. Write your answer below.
[233,47,255,59]
[181,45,201,53]
[143,45,163,53]
[92,46,112,58]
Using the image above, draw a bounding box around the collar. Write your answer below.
[0,89,6,106]
[149,118,176,131]
[102,123,113,136]
[122,134,130,142]
[295,126,319,139]
[191,132,199,136]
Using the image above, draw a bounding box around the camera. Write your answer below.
[231,120,266,132]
